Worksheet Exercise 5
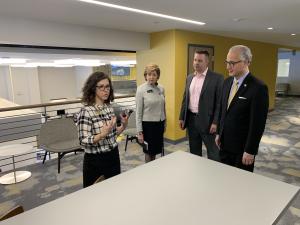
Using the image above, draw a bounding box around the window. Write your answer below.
[277,59,290,77]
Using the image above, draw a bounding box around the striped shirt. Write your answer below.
[77,104,118,154]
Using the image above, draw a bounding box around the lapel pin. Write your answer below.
[244,84,247,87]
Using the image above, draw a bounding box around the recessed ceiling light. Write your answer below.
[232,18,245,22]
[54,59,104,66]
[77,0,205,25]
[110,60,136,66]
[291,33,296,36]
[267,27,273,30]
[0,58,27,64]
[10,64,37,68]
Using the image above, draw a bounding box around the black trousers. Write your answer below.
[83,146,121,188]
[219,150,255,172]
[187,112,220,162]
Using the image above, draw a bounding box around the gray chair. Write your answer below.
[111,103,123,127]
[275,83,290,96]
[37,117,82,173]
[122,111,137,152]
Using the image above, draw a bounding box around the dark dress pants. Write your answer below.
[219,150,255,172]
[83,146,121,188]
[187,112,220,162]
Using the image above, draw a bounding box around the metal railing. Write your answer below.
[0,94,135,172]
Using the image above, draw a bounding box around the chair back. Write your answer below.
[0,205,24,221]
[126,111,136,129]
[37,117,79,151]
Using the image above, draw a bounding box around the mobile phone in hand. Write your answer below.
[122,109,133,118]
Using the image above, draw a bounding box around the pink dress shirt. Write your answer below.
[189,68,208,113]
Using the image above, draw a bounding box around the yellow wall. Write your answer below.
[137,29,298,141]
[136,30,176,140]
[174,30,280,140]
[129,66,137,80]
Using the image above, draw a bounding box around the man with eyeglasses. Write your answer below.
[179,50,224,161]
[215,45,269,172]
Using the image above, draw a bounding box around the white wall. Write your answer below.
[0,67,41,106]
[0,16,149,51]
[0,66,12,101]
[10,67,41,105]
[1,66,98,105]
[277,51,300,95]
[74,66,93,98]
[38,67,77,102]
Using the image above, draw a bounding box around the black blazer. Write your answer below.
[179,70,224,133]
[218,73,269,155]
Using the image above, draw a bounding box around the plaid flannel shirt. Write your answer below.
[77,104,118,154]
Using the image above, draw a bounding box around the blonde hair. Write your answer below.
[143,64,160,81]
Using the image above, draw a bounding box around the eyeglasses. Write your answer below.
[225,60,242,67]
[96,85,111,91]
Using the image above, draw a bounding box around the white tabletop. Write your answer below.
[0,144,33,157]
[1,151,299,225]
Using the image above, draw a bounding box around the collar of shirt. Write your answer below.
[145,82,161,93]
[234,72,249,88]
[194,67,208,77]
[94,103,107,110]
[145,82,158,88]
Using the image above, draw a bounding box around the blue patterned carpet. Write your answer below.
[0,97,300,224]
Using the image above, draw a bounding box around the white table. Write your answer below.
[1,151,299,225]
[0,144,33,184]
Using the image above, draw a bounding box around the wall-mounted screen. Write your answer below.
[111,66,130,76]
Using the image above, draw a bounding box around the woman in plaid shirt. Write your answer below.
[77,72,128,188]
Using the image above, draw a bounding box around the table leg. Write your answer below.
[0,155,31,185]
[12,155,17,183]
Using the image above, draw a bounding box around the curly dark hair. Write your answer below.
[81,71,114,105]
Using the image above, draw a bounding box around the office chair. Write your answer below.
[38,117,82,173]
[122,111,137,151]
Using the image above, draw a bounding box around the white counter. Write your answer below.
[1,151,299,225]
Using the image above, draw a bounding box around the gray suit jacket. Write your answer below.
[179,70,224,133]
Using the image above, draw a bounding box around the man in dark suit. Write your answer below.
[179,50,223,161]
[215,45,269,172]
